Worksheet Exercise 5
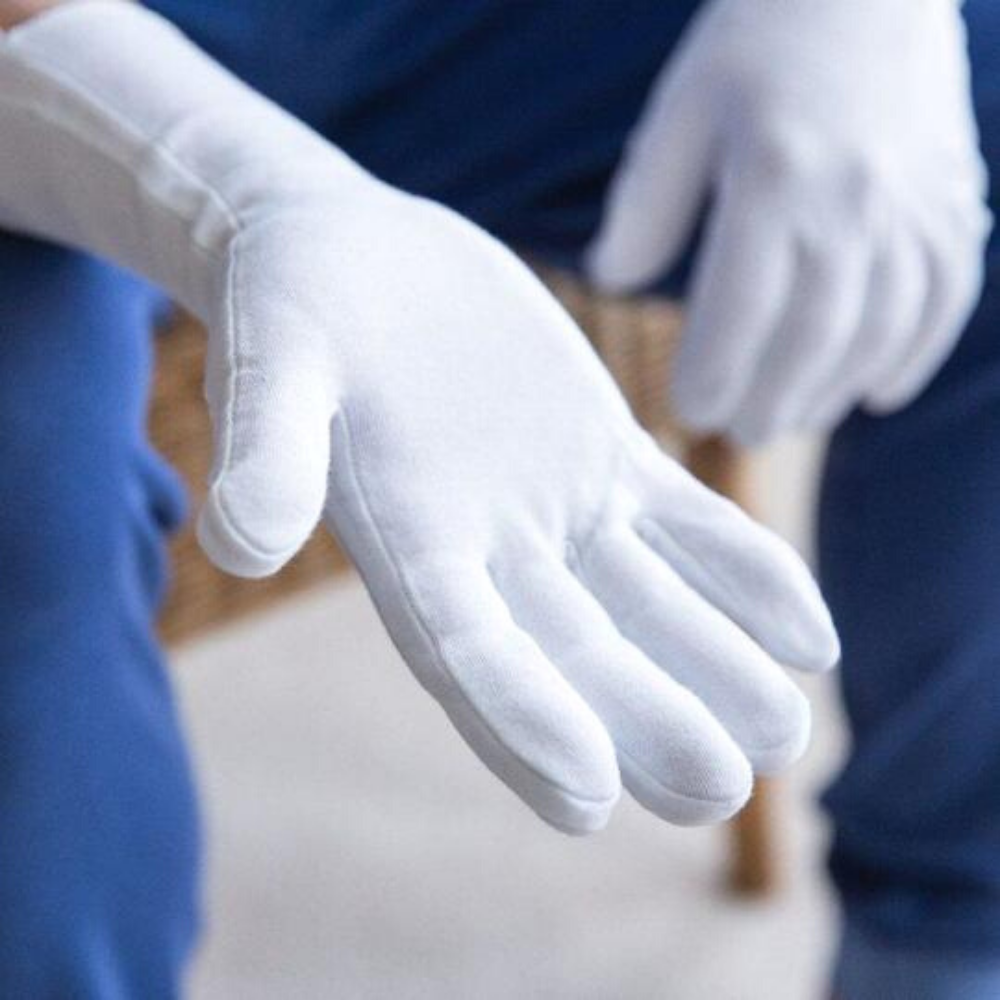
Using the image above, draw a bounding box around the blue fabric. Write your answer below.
[819,1,1000,985]
[833,921,1000,1000]
[4,0,1000,995]
[0,239,199,997]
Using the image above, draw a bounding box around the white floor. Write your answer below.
[172,439,847,1000]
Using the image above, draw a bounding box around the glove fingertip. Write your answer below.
[582,236,655,295]
[789,601,842,675]
[583,206,683,296]
[668,364,731,437]
[625,758,752,828]
[196,486,303,579]
[863,382,920,416]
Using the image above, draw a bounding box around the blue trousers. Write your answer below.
[2,2,999,995]
[0,249,199,996]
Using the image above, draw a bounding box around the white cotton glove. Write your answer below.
[0,1,839,832]
[587,0,992,444]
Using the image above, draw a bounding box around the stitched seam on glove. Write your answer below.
[635,517,750,630]
[205,231,287,559]
[565,440,631,563]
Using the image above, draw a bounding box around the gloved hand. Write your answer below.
[587,0,992,444]
[0,1,838,832]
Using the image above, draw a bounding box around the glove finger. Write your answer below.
[492,547,751,826]
[728,238,870,444]
[671,174,794,433]
[631,449,839,674]
[585,67,716,292]
[579,523,810,775]
[399,558,620,835]
[865,213,987,412]
[198,354,338,578]
[803,233,924,431]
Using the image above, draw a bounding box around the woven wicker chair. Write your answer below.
[150,266,776,895]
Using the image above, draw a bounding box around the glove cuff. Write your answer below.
[0,0,365,319]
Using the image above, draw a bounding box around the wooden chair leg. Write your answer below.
[728,779,777,895]
[684,435,778,897]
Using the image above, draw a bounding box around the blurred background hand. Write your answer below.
[587,0,992,444]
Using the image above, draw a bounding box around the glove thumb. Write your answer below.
[197,302,338,579]
[585,66,715,293]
